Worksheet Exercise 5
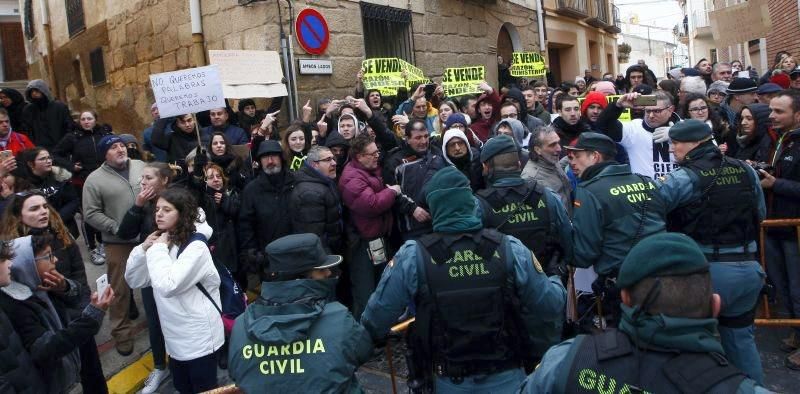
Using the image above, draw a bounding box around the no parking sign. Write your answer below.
[295,8,330,55]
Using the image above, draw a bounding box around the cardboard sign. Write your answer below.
[361,58,429,96]
[510,52,547,77]
[208,50,288,98]
[150,65,225,118]
[709,0,771,47]
[442,66,485,97]
[577,94,632,122]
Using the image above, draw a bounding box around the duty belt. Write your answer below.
[704,252,757,263]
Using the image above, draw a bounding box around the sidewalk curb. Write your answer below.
[107,352,154,394]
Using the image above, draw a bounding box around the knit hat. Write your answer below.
[256,140,282,159]
[444,113,469,130]
[726,78,757,94]
[118,134,138,146]
[668,119,712,142]
[681,68,700,77]
[757,83,782,95]
[575,76,586,85]
[96,135,123,158]
[580,92,608,116]
[480,134,518,163]
[632,84,653,95]
[617,233,709,289]
[706,81,729,96]
[423,166,482,233]
[770,73,791,89]
[594,81,617,95]
[791,66,800,77]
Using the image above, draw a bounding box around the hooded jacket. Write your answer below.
[492,118,530,167]
[471,89,502,143]
[125,220,224,361]
[20,80,72,149]
[228,278,373,393]
[0,129,34,155]
[151,116,211,163]
[236,99,267,132]
[1,88,27,132]
[442,128,484,191]
[734,103,774,163]
[529,101,551,126]
[0,236,104,394]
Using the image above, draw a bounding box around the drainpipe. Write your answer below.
[189,0,207,66]
[536,0,546,53]
[39,0,58,98]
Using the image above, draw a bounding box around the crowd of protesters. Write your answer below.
[0,51,799,393]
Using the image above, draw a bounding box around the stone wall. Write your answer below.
[22,0,541,137]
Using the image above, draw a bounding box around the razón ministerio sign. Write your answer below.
[150,65,226,118]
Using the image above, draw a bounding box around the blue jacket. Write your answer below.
[202,124,249,145]
[361,233,566,392]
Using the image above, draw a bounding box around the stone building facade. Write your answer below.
[20,0,544,134]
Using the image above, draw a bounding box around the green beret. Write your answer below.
[668,119,712,142]
[480,135,518,163]
[617,233,709,289]
[424,165,470,198]
[563,132,617,157]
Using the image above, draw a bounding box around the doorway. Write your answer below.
[0,23,27,81]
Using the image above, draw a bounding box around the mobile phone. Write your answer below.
[96,274,109,296]
[736,71,750,79]
[633,95,658,107]
[0,150,11,160]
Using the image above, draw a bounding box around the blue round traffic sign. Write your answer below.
[295,8,330,56]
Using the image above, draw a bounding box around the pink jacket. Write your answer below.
[338,160,395,239]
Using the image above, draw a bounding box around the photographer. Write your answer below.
[760,90,800,370]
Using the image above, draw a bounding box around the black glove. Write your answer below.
[194,148,209,170]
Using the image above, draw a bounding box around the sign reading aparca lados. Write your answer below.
[150,65,226,118]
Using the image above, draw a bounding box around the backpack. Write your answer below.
[178,233,247,335]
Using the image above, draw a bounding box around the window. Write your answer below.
[710,48,718,64]
[360,3,414,63]
[89,47,106,86]
[23,0,34,40]
[66,0,86,37]
[72,59,85,97]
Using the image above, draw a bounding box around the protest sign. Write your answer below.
[510,52,547,78]
[150,65,226,118]
[577,94,631,122]
[361,58,430,96]
[208,50,288,98]
[442,66,485,97]
[709,0,771,47]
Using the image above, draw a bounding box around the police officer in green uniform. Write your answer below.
[657,119,766,384]
[568,132,667,325]
[361,166,566,393]
[519,232,769,394]
[228,233,373,393]
[475,135,574,276]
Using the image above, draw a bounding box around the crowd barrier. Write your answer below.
[756,219,800,327]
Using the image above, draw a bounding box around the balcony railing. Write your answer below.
[556,0,589,19]
[586,0,610,27]
[692,10,709,28]
[604,4,621,33]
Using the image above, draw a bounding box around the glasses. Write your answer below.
[644,107,670,115]
[36,156,52,162]
[361,150,380,158]
[34,252,55,262]
[688,106,708,113]
[501,113,518,119]
[314,156,335,163]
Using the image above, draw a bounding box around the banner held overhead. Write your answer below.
[150,65,225,118]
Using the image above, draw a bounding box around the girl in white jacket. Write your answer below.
[125,187,224,393]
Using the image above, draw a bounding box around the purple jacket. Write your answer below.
[338,160,395,239]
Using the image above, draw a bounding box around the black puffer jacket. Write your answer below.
[0,88,27,132]
[290,164,344,253]
[0,307,46,393]
[734,103,774,163]
[52,126,111,182]
[767,128,800,239]
[238,170,295,254]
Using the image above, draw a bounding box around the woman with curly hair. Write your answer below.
[125,187,223,393]
[0,191,109,393]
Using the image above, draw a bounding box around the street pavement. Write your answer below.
[70,234,798,393]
